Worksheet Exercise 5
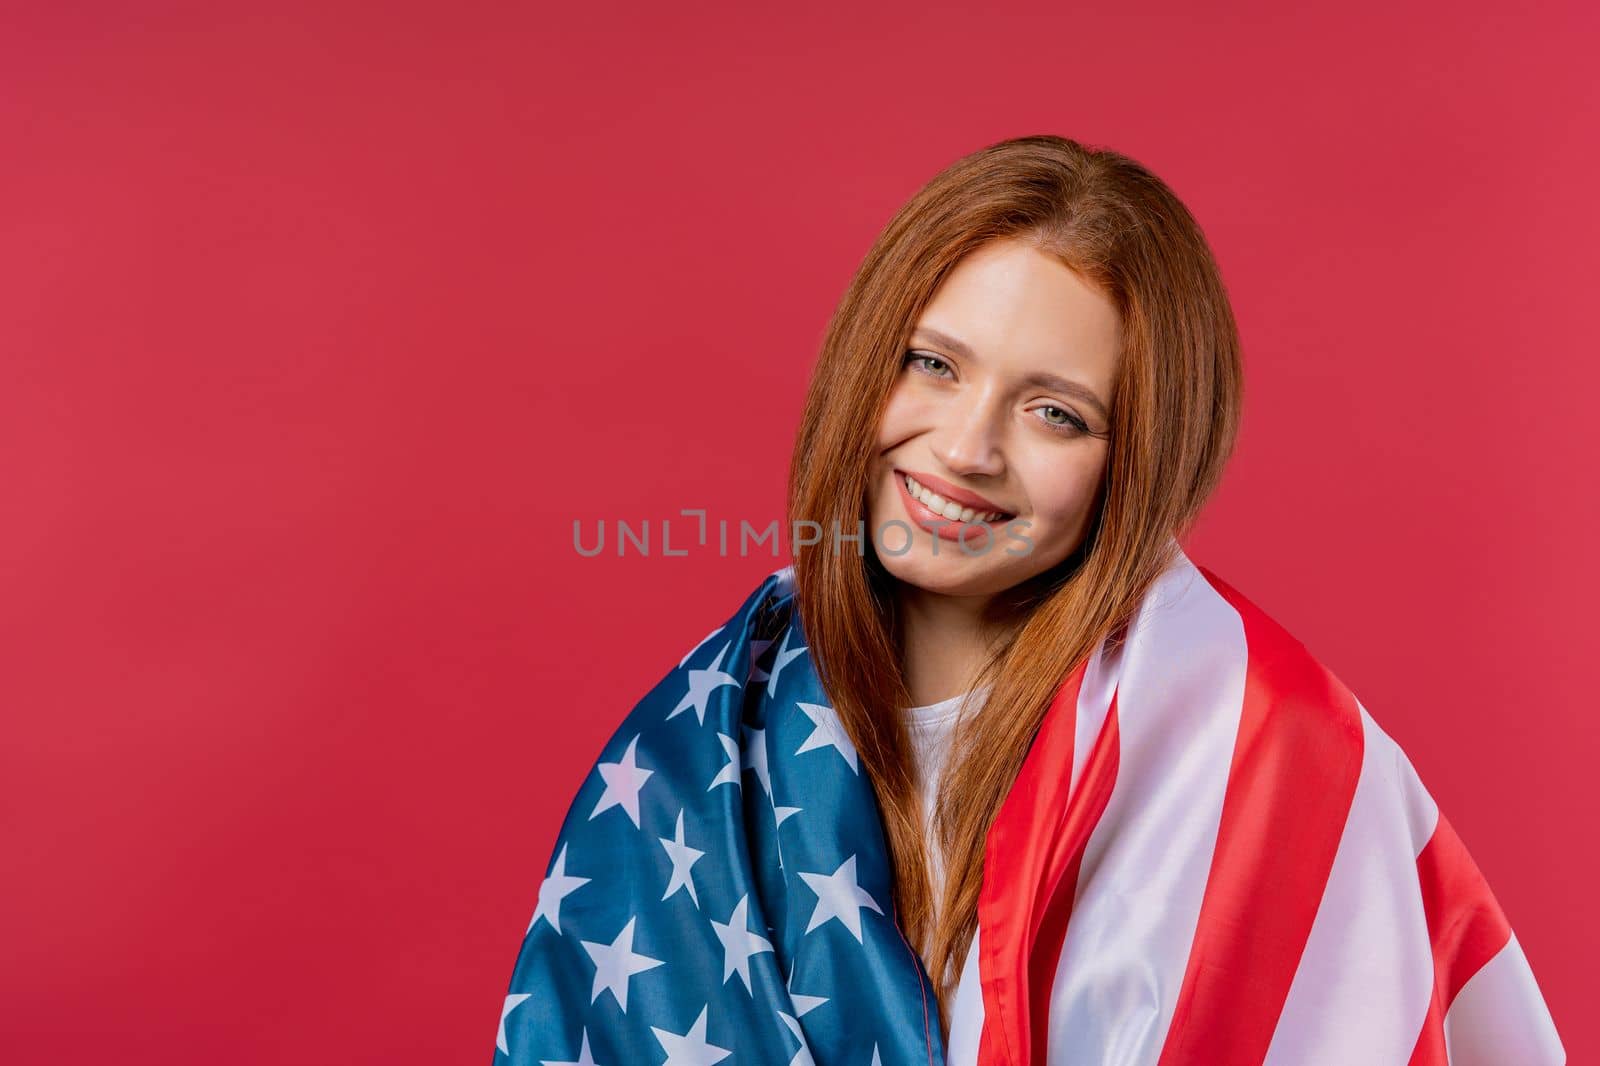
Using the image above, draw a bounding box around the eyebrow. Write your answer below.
[910,326,1110,421]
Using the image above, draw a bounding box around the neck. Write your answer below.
[896,582,1018,707]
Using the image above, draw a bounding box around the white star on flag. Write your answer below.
[710,893,774,992]
[589,734,653,829]
[772,804,803,872]
[650,1005,732,1066]
[775,961,824,1066]
[540,1026,602,1066]
[795,702,859,774]
[785,956,829,1017]
[798,854,883,943]
[659,809,705,907]
[775,1011,817,1066]
[765,627,808,698]
[742,724,771,795]
[529,842,590,935]
[708,732,742,791]
[497,992,531,1055]
[667,641,742,726]
[580,915,664,1012]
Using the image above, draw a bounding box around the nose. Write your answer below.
[932,389,1006,478]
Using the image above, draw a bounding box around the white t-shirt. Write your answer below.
[904,683,993,932]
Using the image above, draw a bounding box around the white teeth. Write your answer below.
[902,474,1009,523]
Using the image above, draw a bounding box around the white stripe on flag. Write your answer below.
[1263,701,1438,1064]
[1046,555,1249,1065]
[1443,933,1566,1066]
[945,924,984,1065]
[1070,615,1122,800]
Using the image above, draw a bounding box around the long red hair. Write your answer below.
[785,134,1244,1036]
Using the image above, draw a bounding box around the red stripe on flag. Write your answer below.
[1156,567,1365,1065]
[976,659,1119,1066]
[1027,697,1119,1062]
[1406,990,1449,1066]
[1405,811,1513,1062]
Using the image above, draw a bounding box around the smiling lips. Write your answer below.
[899,470,1011,520]
[895,469,1015,543]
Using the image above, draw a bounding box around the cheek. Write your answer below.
[876,381,929,448]
[1023,455,1106,526]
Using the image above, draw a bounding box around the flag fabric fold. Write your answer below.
[495,541,1564,1065]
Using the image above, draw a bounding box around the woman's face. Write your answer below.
[867,237,1121,600]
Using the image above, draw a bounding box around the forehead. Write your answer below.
[916,239,1121,392]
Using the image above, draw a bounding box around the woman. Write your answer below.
[494,136,1565,1064]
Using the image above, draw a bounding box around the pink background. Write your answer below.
[2,2,1594,1062]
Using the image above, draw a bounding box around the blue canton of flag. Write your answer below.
[494,566,945,1065]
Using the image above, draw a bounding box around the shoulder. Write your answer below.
[556,565,799,837]
[1180,558,1366,758]
[597,564,797,748]
[1174,554,1438,848]
[674,564,798,674]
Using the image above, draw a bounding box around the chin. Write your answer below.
[872,544,1024,599]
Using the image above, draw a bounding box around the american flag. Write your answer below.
[495,565,939,1064]
[496,543,1565,1064]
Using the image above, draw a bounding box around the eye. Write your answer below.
[903,350,954,378]
[1035,404,1090,436]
